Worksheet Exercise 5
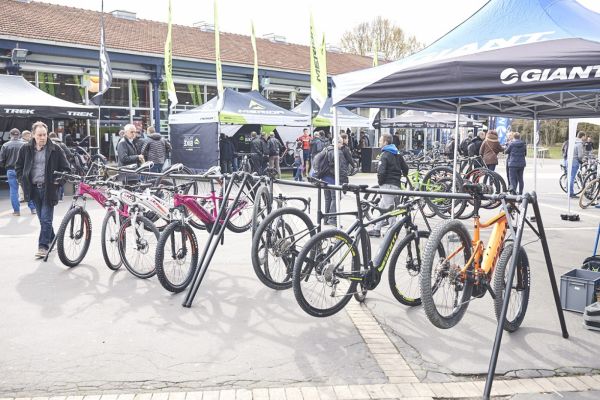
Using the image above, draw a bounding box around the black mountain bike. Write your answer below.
[291,182,438,317]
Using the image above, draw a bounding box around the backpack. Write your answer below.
[310,146,332,178]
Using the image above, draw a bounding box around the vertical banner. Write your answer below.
[214,0,224,98]
[90,0,112,106]
[369,36,380,132]
[164,0,178,112]
[492,117,512,145]
[250,21,259,91]
[310,14,327,110]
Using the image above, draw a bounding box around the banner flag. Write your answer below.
[369,36,380,125]
[164,0,178,111]
[310,14,327,110]
[251,21,259,91]
[491,116,512,145]
[215,0,224,98]
[91,0,113,106]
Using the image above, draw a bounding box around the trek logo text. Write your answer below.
[500,65,600,85]
[4,108,34,114]
[67,111,94,117]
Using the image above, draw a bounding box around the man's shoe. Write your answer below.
[569,195,579,199]
[35,248,48,258]
[368,229,381,238]
[12,211,20,216]
[31,209,37,215]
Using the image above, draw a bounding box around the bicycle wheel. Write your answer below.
[57,207,92,267]
[388,230,442,307]
[225,179,255,233]
[101,208,122,270]
[559,173,567,193]
[155,221,199,293]
[292,229,361,317]
[422,166,466,219]
[251,207,316,290]
[493,243,530,332]
[420,219,473,329]
[361,186,381,221]
[251,185,272,236]
[118,214,160,279]
[580,177,600,209]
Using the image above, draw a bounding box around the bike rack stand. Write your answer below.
[183,172,250,308]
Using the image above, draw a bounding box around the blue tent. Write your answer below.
[332,0,600,119]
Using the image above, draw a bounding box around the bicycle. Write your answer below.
[291,182,435,317]
[155,170,259,292]
[419,183,530,331]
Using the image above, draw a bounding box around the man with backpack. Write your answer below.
[459,133,473,156]
[267,132,281,178]
[310,131,325,158]
[368,133,409,238]
[313,137,341,225]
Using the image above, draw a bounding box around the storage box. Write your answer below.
[560,269,600,313]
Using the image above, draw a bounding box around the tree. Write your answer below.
[340,16,424,61]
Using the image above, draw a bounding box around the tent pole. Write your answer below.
[533,115,538,193]
[333,106,340,228]
[567,119,577,214]
[451,104,461,219]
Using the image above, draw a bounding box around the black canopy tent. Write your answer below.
[0,75,97,119]
[331,0,600,397]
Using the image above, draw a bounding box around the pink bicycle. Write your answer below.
[155,169,257,292]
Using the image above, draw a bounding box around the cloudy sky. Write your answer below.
[35,0,600,47]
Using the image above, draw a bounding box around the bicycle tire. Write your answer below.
[388,230,441,307]
[57,207,92,268]
[420,219,473,329]
[118,214,160,279]
[251,207,316,290]
[493,243,530,332]
[292,229,360,317]
[225,179,255,233]
[101,208,122,270]
[251,185,273,236]
[580,177,600,209]
[422,166,466,219]
[155,220,199,293]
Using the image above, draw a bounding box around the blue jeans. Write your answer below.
[31,186,55,250]
[294,166,303,181]
[232,157,239,172]
[570,160,580,195]
[150,164,163,173]
[7,169,20,212]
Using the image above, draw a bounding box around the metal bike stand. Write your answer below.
[182,172,249,308]
[480,192,568,399]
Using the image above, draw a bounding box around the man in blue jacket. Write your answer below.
[368,133,409,237]
[505,132,527,195]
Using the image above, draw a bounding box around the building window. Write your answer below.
[206,86,218,102]
[267,90,292,109]
[37,72,86,104]
[98,78,130,107]
[159,82,205,110]
[20,70,37,86]
[132,80,152,108]
[294,92,308,107]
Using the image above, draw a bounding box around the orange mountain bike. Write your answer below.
[419,183,530,331]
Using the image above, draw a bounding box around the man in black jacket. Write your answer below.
[117,123,144,183]
[368,133,409,237]
[16,121,70,258]
[249,131,263,174]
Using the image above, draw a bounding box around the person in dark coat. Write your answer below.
[339,133,356,184]
[117,123,144,183]
[15,121,70,258]
[467,132,485,166]
[505,132,527,194]
[249,131,263,174]
[219,133,235,173]
[141,126,171,173]
[368,133,409,237]
[260,132,270,174]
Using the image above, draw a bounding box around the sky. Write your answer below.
[35,0,600,47]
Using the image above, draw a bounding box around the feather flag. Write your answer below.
[90,0,113,106]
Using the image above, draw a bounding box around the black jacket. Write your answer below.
[15,140,70,205]
[467,136,483,157]
[142,133,171,164]
[505,139,527,168]
[117,138,139,167]
[377,147,409,187]
[250,137,263,155]
[268,137,280,156]
[219,138,235,161]
[339,145,355,183]
[0,138,25,170]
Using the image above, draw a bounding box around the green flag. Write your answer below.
[164,0,177,111]
[214,0,223,97]
[251,21,259,91]
[310,13,327,110]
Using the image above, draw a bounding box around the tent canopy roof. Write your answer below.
[170,88,309,126]
[377,110,482,129]
[0,75,97,119]
[292,96,372,128]
[332,0,600,119]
